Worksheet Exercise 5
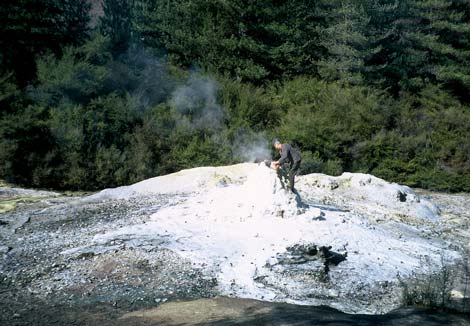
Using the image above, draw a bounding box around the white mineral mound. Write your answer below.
[297,172,441,223]
[69,163,457,314]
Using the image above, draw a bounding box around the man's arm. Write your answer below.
[277,144,290,165]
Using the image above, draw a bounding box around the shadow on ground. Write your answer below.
[2,294,470,326]
[117,297,469,326]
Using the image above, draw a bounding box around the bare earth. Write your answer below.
[1,295,469,326]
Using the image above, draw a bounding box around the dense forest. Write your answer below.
[1,0,469,191]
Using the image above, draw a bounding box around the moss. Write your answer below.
[0,197,43,214]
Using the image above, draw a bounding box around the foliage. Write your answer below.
[100,0,135,53]
[275,78,393,172]
[133,0,325,82]
[364,0,470,98]
[0,0,91,87]
[399,254,457,310]
[273,80,470,191]
[1,0,469,192]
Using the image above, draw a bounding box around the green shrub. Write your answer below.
[299,151,324,175]
[399,255,456,309]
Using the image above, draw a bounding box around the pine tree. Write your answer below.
[0,0,90,87]
[61,0,92,46]
[133,0,325,82]
[364,0,470,97]
[100,0,135,53]
[315,0,370,84]
[430,0,470,101]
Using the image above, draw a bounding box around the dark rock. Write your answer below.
[397,191,407,202]
[276,244,347,282]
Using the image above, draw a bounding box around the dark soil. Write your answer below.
[1,294,469,326]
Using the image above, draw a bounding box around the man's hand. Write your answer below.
[271,161,280,171]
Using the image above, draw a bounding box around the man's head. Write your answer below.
[273,139,282,151]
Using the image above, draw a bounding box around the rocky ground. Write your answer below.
[1,164,469,325]
[0,187,217,325]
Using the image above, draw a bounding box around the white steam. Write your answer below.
[170,75,272,162]
[171,75,226,130]
[233,132,271,162]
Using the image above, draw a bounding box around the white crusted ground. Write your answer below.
[65,163,458,313]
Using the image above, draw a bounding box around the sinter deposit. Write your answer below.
[61,163,457,314]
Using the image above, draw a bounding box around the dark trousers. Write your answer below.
[288,160,301,191]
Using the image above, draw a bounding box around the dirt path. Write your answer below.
[2,295,469,326]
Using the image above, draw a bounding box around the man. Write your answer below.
[272,139,302,192]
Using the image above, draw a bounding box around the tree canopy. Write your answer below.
[1,0,469,192]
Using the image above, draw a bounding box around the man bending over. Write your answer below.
[271,139,302,193]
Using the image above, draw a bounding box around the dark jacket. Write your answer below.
[278,143,302,165]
